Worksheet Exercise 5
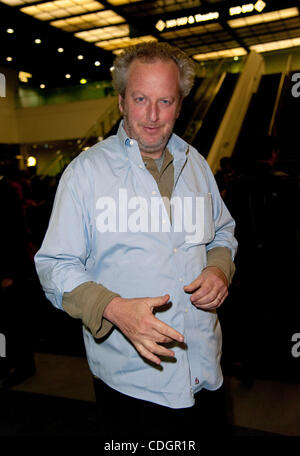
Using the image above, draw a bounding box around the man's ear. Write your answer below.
[118,94,124,114]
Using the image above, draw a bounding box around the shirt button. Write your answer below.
[179,277,183,282]
[162,219,166,224]
[152,190,157,195]
[173,248,177,253]
[139,164,143,169]
[184,308,188,313]
[129,140,134,146]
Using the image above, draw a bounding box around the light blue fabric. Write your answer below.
[35,121,237,408]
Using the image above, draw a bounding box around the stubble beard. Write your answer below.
[123,112,174,157]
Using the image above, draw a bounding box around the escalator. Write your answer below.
[178,52,264,169]
[232,73,282,161]
[219,64,300,383]
[189,72,239,158]
[273,70,300,174]
[175,76,204,138]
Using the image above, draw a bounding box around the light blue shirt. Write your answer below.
[35,121,237,409]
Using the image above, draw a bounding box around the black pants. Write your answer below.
[93,377,229,442]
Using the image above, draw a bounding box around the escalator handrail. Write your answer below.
[268,54,293,136]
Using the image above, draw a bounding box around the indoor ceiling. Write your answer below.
[1,0,300,89]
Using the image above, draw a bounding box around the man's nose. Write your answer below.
[147,102,159,122]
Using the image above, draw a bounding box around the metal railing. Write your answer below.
[268,55,293,137]
[183,60,227,144]
[76,97,120,155]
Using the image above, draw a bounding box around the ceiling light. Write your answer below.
[27,156,37,167]
[57,47,64,53]
[75,24,129,43]
[20,0,104,21]
[1,0,40,4]
[7,28,14,34]
[193,47,247,61]
[40,84,46,89]
[6,57,13,62]
[19,71,32,82]
[106,0,143,4]
[35,38,42,44]
[50,9,125,32]
[65,74,71,79]
[161,23,221,40]
[77,55,84,60]
[95,35,157,51]
[250,37,300,53]
[228,7,299,28]
[94,61,101,66]
[80,78,87,84]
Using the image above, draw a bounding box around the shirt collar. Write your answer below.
[116,119,189,172]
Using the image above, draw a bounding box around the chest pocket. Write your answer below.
[171,191,215,245]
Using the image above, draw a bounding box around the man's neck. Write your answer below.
[140,149,164,160]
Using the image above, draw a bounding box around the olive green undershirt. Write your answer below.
[63,149,235,339]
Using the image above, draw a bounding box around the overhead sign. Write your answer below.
[155,2,266,32]
[156,11,219,32]
[229,1,266,16]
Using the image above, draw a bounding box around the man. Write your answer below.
[35,42,237,440]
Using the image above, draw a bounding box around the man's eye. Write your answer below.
[161,99,170,105]
[136,97,145,103]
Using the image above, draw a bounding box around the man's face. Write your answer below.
[119,59,182,159]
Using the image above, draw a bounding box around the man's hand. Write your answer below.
[103,294,184,366]
[184,267,228,310]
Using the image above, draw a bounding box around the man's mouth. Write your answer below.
[142,125,162,132]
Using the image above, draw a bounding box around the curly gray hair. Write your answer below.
[112,41,196,99]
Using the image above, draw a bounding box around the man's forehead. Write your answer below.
[127,57,178,71]
[126,58,179,82]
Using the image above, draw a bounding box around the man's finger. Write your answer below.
[150,294,170,308]
[183,278,201,293]
[135,343,162,366]
[153,331,174,344]
[153,318,184,343]
[144,340,175,359]
[191,289,218,306]
[194,291,228,309]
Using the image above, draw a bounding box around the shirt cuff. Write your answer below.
[62,281,120,339]
[206,247,236,285]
